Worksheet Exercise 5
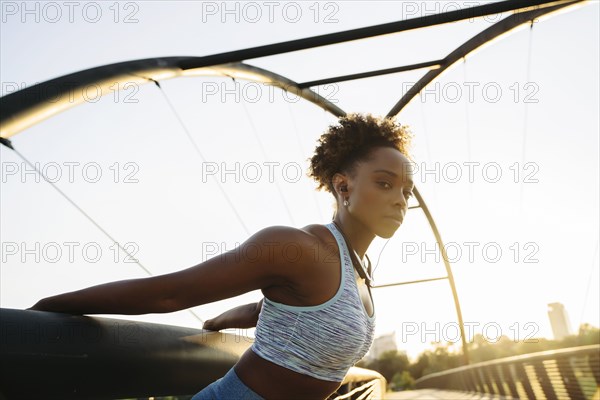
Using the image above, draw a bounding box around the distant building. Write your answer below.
[365,331,398,361]
[548,302,572,340]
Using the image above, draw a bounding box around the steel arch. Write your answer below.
[386,0,584,118]
[0,60,344,138]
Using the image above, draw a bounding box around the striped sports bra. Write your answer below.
[251,222,376,382]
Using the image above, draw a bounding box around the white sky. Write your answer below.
[1,1,598,361]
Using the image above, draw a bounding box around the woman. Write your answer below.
[28,113,415,400]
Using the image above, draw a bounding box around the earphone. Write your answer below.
[335,183,391,284]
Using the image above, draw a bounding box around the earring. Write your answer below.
[343,198,349,207]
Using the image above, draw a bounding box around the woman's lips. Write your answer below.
[385,215,403,224]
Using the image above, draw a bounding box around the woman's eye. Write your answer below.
[378,182,391,189]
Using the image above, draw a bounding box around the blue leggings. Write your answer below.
[191,366,265,400]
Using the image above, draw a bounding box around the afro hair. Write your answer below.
[306,113,414,195]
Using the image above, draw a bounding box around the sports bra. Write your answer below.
[251,222,376,382]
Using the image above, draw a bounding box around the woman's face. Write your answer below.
[343,146,415,238]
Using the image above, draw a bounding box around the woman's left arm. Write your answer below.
[203,298,263,330]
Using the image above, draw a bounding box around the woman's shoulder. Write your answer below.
[257,224,340,301]
[299,223,341,265]
[300,223,335,245]
[255,223,331,244]
[255,223,339,267]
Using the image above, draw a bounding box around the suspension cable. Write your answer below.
[463,56,474,207]
[148,78,251,235]
[238,80,296,226]
[520,20,535,215]
[0,137,204,324]
[286,100,325,222]
[418,92,437,204]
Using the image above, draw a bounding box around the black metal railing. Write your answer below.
[415,344,600,400]
[327,367,386,400]
[0,308,384,399]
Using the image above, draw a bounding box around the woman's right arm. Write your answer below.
[27,276,177,315]
[27,226,321,316]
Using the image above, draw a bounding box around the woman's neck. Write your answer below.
[332,215,375,258]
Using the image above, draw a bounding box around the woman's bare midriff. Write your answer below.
[233,224,372,399]
[234,347,342,399]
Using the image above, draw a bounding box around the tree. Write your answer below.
[364,350,410,384]
[391,370,416,391]
[408,352,429,380]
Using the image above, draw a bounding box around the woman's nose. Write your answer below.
[395,193,408,211]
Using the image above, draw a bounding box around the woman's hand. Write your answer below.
[26,299,50,311]
[202,300,262,331]
[25,298,84,315]
[26,304,43,311]
[202,318,222,331]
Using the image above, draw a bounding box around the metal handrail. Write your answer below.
[415,344,600,400]
[0,308,385,399]
[328,367,387,400]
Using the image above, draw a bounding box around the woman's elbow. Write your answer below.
[155,295,188,314]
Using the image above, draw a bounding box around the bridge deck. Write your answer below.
[384,389,515,399]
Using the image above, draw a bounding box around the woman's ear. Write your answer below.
[331,173,348,198]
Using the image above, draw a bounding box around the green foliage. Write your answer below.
[465,323,600,365]
[363,350,410,384]
[391,370,415,391]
